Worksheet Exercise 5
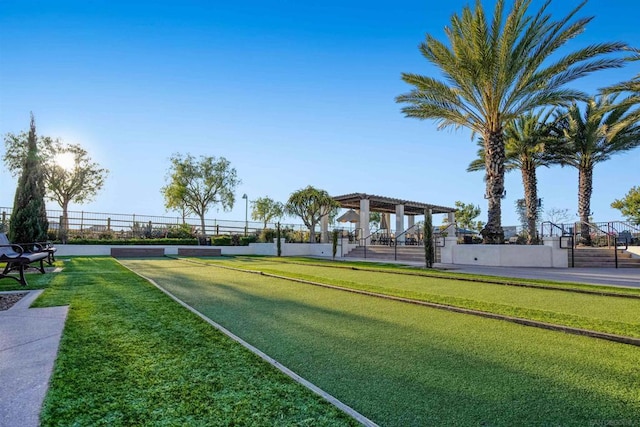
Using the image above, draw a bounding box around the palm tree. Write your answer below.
[396,0,630,243]
[604,74,640,94]
[553,95,640,245]
[468,111,558,244]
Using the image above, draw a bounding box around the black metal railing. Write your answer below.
[614,237,629,269]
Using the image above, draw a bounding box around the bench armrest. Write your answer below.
[0,243,26,259]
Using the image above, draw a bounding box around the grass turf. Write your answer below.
[183,256,640,338]
[0,263,59,291]
[247,256,640,295]
[124,257,640,426]
[32,258,357,426]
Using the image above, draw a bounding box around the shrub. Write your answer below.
[63,238,199,245]
[240,236,257,246]
[166,223,195,239]
[210,235,231,246]
[259,228,277,243]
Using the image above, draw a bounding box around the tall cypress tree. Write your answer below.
[9,113,49,244]
[424,209,434,268]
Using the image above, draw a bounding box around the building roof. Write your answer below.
[332,193,455,215]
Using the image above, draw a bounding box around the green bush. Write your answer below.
[259,228,277,242]
[63,238,199,245]
[166,223,195,239]
[240,235,257,246]
[210,236,231,246]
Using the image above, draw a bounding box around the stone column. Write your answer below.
[445,211,457,240]
[395,204,405,245]
[408,215,415,229]
[320,215,329,243]
[359,198,370,244]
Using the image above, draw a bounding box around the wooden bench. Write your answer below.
[177,248,222,257]
[110,247,166,258]
[1,240,49,286]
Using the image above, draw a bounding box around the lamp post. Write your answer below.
[242,194,248,236]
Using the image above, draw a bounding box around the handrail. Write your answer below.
[574,220,614,247]
[559,235,574,267]
[614,237,629,269]
[576,220,610,235]
[540,221,569,237]
[607,220,640,235]
[393,225,422,260]
[358,227,388,259]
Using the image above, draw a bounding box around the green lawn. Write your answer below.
[186,256,640,338]
[0,263,58,291]
[123,257,640,426]
[32,258,357,426]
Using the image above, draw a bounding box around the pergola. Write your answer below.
[327,193,456,244]
[333,193,455,215]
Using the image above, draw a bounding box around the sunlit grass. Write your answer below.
[125,257,640,426]
[34,258,356,426]
[186,256,640,338]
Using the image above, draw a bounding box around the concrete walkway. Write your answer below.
[0,290,68,427]
[337,257,640,288]
[436,264,640,288]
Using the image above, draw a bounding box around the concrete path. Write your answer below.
[0,290,68,427]
[336,257,640,288]
[436,264,640,288]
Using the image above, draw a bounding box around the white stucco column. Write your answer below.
[359,198,370,244]
[383,213,391,235]
[445,211,457,239]
[543,236,569,267]
[395,204,405,244]
[320,215,329,243]
[408,215,415,230]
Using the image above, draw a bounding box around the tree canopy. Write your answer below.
[611,186,640,225]
[251,196,284,229]
[552,95,640,242]
[396,0,631,243]
[4,130,109,242]
[285,186,339,243]
[161,153,240,237]
[444,201,483,231]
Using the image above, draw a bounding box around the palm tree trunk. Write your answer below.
[578,161,593,245]
[521,161,539,244]
[481,130,505,244]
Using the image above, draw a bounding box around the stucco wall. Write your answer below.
[440,236,568,268]
[626,246,640,258]
[53,243,339,258]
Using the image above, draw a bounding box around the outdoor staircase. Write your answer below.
[571,247,640,268]
[344,245,437,264]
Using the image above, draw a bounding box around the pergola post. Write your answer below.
[320,215,329,243]
[395,204,405,245]
[445,211,457,238]
[359,198,370,244]
[408,215,415,230]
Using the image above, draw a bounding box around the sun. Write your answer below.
[54,152,75,171]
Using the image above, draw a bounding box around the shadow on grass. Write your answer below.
[130,259,640,426]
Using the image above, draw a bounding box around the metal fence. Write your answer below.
[0,206,310,240]
[540,220,640,247]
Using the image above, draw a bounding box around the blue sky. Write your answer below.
[1,0,639,227]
